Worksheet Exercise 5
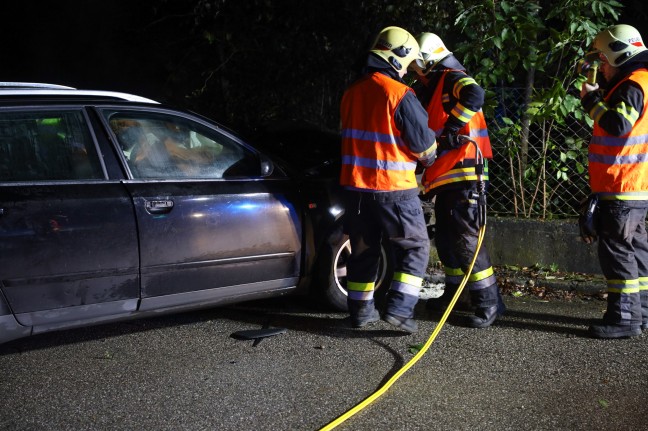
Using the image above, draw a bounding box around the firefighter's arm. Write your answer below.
[581,80,644,136]
[395,91,438,167]
[442,71,485,135]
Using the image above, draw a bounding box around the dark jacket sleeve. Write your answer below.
[395,90,437,167]
[442,70,485,134]
[582,80,644,136]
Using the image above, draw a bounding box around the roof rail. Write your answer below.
[0,83,159,104]
[0,82,76,90]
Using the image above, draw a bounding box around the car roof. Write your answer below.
[0,82,159,104]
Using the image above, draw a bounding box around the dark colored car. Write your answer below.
[0,83,392,344]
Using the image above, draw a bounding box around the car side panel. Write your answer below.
[0,183,140,326]
[0,289,30,344]
[123,179,302,300]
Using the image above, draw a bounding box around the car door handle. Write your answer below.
[145,200,174,214]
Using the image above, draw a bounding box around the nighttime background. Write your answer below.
[3,0,648,135]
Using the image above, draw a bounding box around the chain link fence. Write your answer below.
[486,87,592,219]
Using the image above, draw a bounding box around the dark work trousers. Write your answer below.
[434,185,500,308]
[596,200,648,325]
[343,189,430,318]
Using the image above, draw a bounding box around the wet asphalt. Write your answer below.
[1,290,647,431]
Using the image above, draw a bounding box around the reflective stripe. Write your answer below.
[639,276,648,291]
[444,266,496,290]
[413,142,438,159]
[342,155,417,171]
[613,101,640,124]
[444,266,464,285]
[342,128,405,146]
[467,128,490,138]
[590,101,608,123]
[444,266,464,276]
[453,77,477,99]
[607,279,640,294]
[421,70,493,193]
[340,72,421,191]
[590,101,640,126]
[598,191,648,200]
[391,280,421,296]
[393,271,424,287]
[391,272,423,296]
[588,152,648,165]
[425,166,489,191]
[590,133,648,146]
[470,266,494,282]
[589,69,648,196]
[347,281,375,292]
[450,102,476,123]
[468,267,497,290]
[348,290,374,300]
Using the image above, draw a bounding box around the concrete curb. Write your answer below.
[425,269,607,297]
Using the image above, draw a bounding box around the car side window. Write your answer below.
[105,111,260,179]
[0,110,103,181]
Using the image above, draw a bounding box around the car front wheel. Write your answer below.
[319,229,393,311]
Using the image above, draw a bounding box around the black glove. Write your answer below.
[437,132,463,153]
[578,194,598,244]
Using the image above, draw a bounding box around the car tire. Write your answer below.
[318,227,393,311]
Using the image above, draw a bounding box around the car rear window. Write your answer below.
[0,110,103,181]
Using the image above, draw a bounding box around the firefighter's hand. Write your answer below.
[580,82,599,99]
[437,133,463,153]
[578,195,598,244]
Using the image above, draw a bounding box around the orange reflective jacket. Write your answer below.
[340,72,420,191]
[589,69,648,200]
[421,70,492,193]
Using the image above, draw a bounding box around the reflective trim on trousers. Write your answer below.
[390,273,423,297]
[393,272,423,288]
[348,290,375,300]
[606,279,640,322]
[444,266,496,290]
[639,276,648,291]
[606,279,640,294]
[347,280,375,300]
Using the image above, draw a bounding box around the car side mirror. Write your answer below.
[260,156,274,177]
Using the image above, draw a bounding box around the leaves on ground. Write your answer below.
[408,343,425,354]
[495,265,606,301]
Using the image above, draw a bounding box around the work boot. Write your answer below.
[383,289,419,334]
[427,287,472,314]
[348,298,380,328]
[640,291,648,330]
[382,313,418,333]
[588,322,642,339]
[468,286,505,328]
[468,301,506,328]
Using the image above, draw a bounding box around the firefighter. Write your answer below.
[340,26,438,333]
[580,24,648,338]
[412,32,505,328]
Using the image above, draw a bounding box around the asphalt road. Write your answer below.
[1,293,647,431]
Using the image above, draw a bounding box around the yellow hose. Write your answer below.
[318,223,486,431]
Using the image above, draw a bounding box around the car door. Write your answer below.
[100,109,302,311]
[0,107,140,329]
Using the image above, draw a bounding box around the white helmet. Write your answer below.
[587,24,647,66]
[370,26,424,72]
[415,32,452,74]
